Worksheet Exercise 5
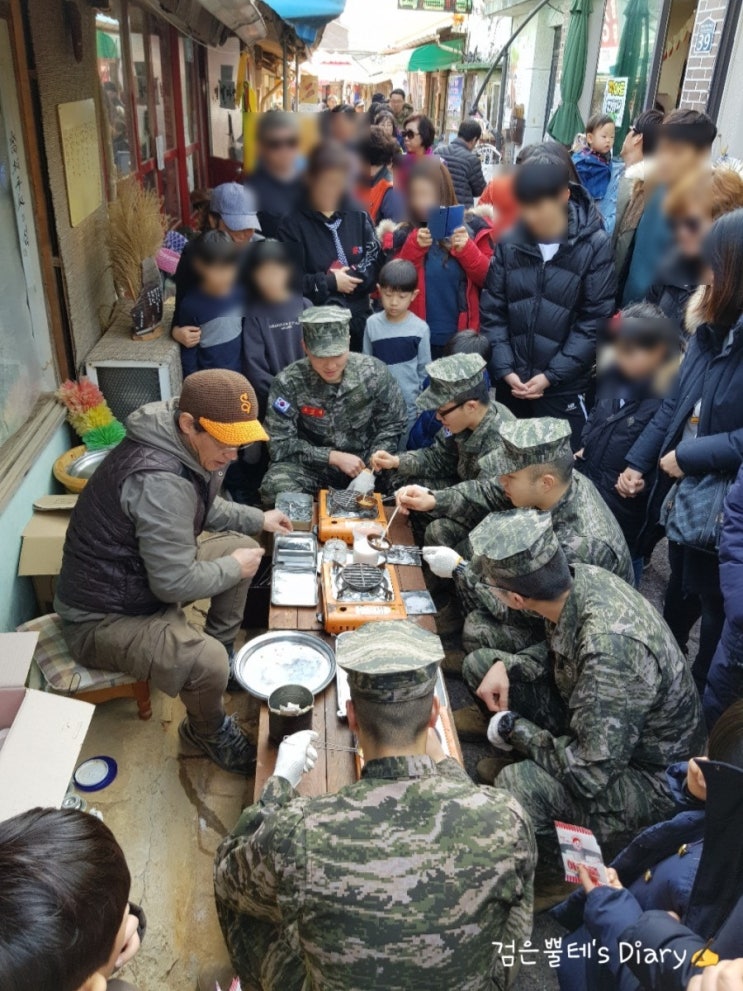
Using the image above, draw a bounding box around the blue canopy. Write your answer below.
[262,0,346,44]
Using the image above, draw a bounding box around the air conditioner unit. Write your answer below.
[85,307,183,424]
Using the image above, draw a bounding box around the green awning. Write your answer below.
[408,38,464,72]
[97,30,119,60]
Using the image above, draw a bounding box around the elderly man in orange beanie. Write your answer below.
[55,369,291,774]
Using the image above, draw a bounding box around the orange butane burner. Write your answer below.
[321,561,407,634]
[318,488,387,545]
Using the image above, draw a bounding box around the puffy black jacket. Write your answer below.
[646,250,701,338]
[480,183,616,395]
[577,367,663,555]
[434,138,486,208]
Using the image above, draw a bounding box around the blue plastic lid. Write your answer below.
[73,755,118,792]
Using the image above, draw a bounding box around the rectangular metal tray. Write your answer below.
[271,533,319,607]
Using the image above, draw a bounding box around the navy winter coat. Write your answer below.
[704,464,743,726]
[625,315,743,538]
[554,761,743,991]
[480,183,616,396]
[577,367,664,556]
[621,761,743,990]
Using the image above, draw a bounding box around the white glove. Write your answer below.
[422,546,464,578]
[273,730,319,788]
[487,711,515,752]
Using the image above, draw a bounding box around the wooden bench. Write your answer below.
[253,505,463,800]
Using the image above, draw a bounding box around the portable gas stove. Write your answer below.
[318,488,387,544]
[321,561,407,633]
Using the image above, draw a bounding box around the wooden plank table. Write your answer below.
[253,505,463,800]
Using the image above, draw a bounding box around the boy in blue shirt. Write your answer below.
[178,231,243,378]
[363,259,431,437]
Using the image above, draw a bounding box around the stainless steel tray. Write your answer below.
[233,631,336,700]
[271,533,318,607]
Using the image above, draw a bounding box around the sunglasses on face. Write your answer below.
[403,129,419,140]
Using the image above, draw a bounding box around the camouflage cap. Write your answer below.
[480,417,572,476]
[337,620,443,703]
[469,509,561,587]
[416,354,487,411]
[301,305,352,357]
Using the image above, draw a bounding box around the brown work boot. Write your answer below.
[476,754,517,785]
[454,703,489,741]
[441,648,465,677]
[435,598,464,638]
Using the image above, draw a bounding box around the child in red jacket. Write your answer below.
[378,159,494,356]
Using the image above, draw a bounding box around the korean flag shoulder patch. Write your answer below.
[273,396,292,416]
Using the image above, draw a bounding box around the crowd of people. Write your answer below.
[5,93,743,991]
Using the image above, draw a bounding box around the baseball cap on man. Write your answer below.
[209,183,261,232]
[179,370,268,446]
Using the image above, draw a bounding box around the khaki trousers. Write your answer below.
[62,533,257,734]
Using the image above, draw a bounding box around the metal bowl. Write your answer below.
[232,631,336,700]
[66,448,111,479]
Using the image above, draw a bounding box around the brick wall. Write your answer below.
[679,0,729,110]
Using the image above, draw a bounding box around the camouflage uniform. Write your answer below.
[472,513,707,878]
[214,621,536,991]
[396,355,514,488]
[439,419,633,686]
[459,472,635,688]
[260,307,406,506]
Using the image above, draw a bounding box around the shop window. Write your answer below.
[96,7,134,178]
[0,21,57,450]
[590,0,664,149]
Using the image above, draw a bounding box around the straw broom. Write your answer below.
[107,177,168,300]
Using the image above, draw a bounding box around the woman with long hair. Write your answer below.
[619,208,743,694]
[387,158,495,355]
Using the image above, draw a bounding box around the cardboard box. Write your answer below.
[0,632,93,822]
[18,498,75,614]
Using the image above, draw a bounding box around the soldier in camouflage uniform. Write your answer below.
[472,511,706,878]
[214,621,536,991]
[260,306,406,506]
[418,418,633,683]
[371,355,515,547]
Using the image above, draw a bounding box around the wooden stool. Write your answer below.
[16,614,152,720]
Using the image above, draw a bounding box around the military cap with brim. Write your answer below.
[301,305,352,357]
[469,509,562,590]
[337,620,443,703]
[481,417,572,476]
[416,353,487,411]
[179,369,268,446]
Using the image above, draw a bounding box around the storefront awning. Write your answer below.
[261,1,347,45]
[96,30,119,60]
[408,37,463,72]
